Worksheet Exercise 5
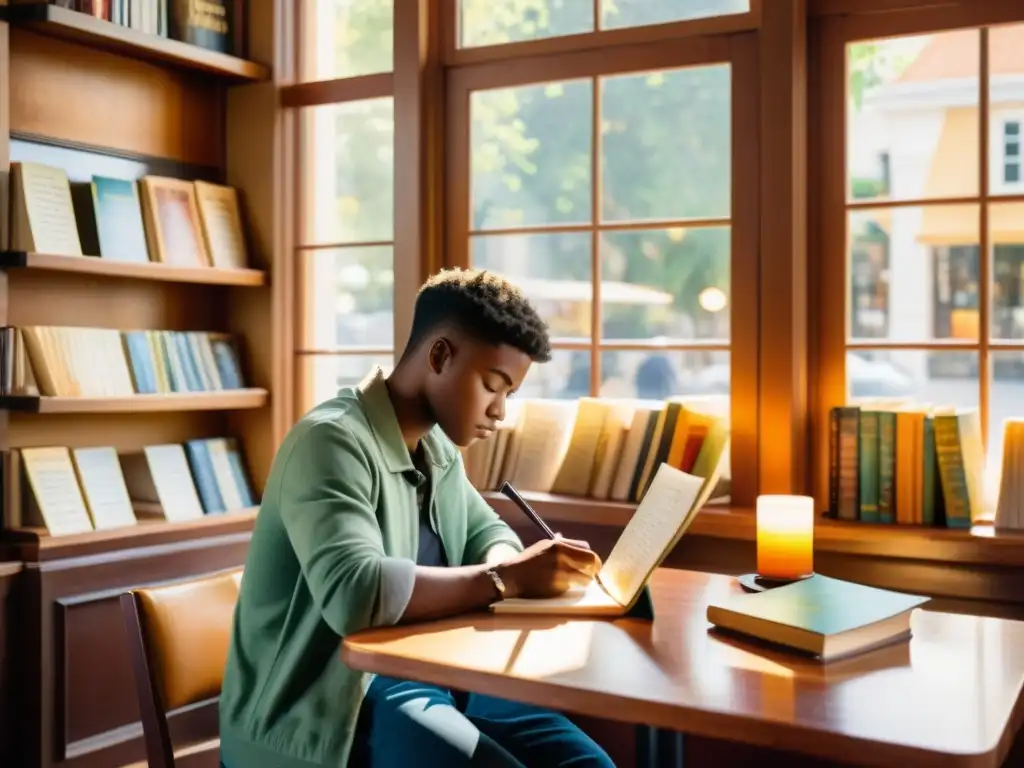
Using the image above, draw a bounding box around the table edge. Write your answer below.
[341,641,1014,768]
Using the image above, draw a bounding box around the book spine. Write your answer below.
[858,411,880,523]
[922,416,936,526]
[934,414,970,528]
[877,411,896,524]
[828,407,839,518]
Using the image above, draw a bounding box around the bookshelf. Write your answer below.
[0,3,284,767]
[0,2,268,80]
[0,249,267,286]
[0,388,268,413]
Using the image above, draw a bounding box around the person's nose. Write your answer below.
[487,395,505,423]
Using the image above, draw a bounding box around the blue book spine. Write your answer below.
[184,440,226,514]
[123,331,157,393]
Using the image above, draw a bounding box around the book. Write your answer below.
[91,176,150,263]
[20,447,95,536]
[9,161,83,256]
[490,453,727,617]
[706,575,930,662]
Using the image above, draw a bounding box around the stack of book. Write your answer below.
[462,396,730,502]
[0,325,246,397]
[8,436,256,535]
[827,402,986,528]
[10,159,248,270]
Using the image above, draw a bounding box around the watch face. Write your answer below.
[487,569,506,596]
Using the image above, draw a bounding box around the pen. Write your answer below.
[499,482,557,540]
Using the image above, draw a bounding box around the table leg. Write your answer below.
[635,726,685,768]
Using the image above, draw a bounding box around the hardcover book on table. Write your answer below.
[706,575,930,662]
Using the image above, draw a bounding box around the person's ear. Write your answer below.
[427,338,453,375]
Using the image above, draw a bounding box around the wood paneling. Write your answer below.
[7,271,226,329]
[759,0,810,496]
[5,411,228,452]
[0,563,23,767]
[9,31,224,166]
[7,524,252,768]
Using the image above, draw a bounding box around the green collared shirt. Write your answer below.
[219,368,523,768]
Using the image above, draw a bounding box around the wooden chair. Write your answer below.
[120,569,243,768]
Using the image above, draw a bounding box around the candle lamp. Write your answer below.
[737,494,816,593]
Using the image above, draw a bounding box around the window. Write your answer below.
[836,22,1024,500]
[1002,120,1021,185]
[447,34,757,500]
[299,0,394,81]
[465,65,731,403]
[293,4,396,415]
[456,0,752,48]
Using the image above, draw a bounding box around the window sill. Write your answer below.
[481,491,1024,568]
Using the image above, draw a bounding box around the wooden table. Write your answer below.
[342,568,1024,767]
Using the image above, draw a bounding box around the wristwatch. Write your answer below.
[484,568,507,600]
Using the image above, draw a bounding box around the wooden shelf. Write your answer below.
[2,507,258,562]
[0,3,270,81]
[0,251,267,287]
[482,490,1024,568]
[0,388,269,413]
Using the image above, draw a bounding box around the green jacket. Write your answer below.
[219,368,523,767]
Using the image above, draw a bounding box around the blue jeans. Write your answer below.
[348,675,616,767]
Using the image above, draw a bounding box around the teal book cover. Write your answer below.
[709,575,930,637]
[91,176,150,263]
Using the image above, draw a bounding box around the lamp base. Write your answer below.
[737,573,814,593]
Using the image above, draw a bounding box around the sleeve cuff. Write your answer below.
[373,556,417,626]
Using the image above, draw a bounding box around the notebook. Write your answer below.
[490,448,727,617]
[706,574,930,662]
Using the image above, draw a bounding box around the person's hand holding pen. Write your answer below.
[492,482,602,599]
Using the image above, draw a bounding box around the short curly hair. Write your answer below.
[405,268,551,362]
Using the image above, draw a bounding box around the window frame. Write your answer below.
[810,0,1024,513]
[286,1,436,418]
[439,0,763,66]
[444,33,761,506]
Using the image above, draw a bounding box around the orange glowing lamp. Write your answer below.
[755,495,815,582]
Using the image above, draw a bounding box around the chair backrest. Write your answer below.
[121,569,242,768]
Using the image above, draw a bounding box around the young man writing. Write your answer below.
[220,269,614,767]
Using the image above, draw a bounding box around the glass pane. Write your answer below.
[302,0,393,80]
[459,0,594,48]
[301,97,394,245]
[601,65,731,222]
[471,232,592,341]
[600,227,730,342]
[992,203,1024,341]
[848,206,980,342]
[990,350,1024,475]
[471,80,593,230]
[601,0,749,31]
[600,349,730,402]
[301,246,394,349]
[517,349,588,399]
[847,31,979,202]
[845,350,978,406]
[988,25,1024,197]
[301,354,394,411]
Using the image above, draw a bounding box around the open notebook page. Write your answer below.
[598,464,706,606]
[491,463,706,615]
